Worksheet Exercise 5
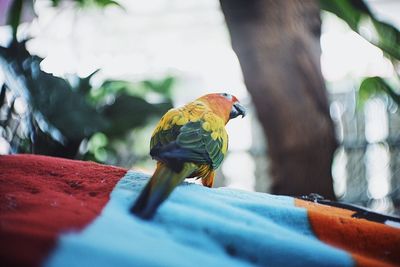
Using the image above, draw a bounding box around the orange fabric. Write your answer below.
[295,199,400,267]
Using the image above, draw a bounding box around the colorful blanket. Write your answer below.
[0,155,399,267]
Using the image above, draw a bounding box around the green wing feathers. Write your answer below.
[150,102,228,170]
[177,121,225,169]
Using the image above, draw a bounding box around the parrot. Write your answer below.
[130,93,246,219]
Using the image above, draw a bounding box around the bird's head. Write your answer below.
[198,93,246,124]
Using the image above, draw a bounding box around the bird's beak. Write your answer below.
[230,102,247,119]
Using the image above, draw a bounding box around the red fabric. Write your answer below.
[0,154,127,267]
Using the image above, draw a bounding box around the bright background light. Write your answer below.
[18,0,253,190]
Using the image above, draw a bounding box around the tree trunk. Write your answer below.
[220,0,337,199]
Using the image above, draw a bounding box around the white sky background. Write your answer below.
[0,0,399,195]
[27,0,248,99]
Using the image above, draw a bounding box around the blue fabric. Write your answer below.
[44,171,354,267]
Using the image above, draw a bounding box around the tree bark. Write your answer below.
[220,0,337,199]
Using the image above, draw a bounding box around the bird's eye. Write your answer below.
[220,93,232,100]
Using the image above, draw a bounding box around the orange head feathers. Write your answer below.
[197,93,246,124]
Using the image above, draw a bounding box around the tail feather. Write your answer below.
[130,162,196,219]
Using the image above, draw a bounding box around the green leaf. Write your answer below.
[76,0,122,8]
[91,77,175,105]
[7,0,24,40]
[102,94,172,137]
[88,132,108,150]
[74,69,99,95]
[93,0,121,7]
[93,80,131,100]
[320,0,400,61]
[142,76,175,97]
[48,0,123,9]
[372,20,400,60]
[348,0,372,15]
[0,42,108,141]
[358,77,400,108]
[49,0,62,6]
[0,84,6,109]
[320,0,361,30]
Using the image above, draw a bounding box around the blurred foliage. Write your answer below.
[49,0,122,8]
[0,0,174,166]
[358,77,400,108]
[7,0,24,39]
[320,0,400,107]
[0,40,174,162]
